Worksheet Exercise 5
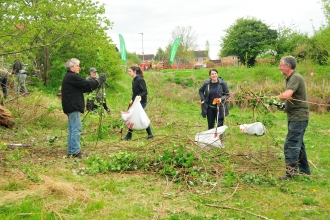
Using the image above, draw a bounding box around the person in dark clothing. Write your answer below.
[277,56,311,180]
[13,55,24,95]
[86,67,111,114]
[121,66,153,141]
[12,56,23,75]
[61,58,106,158]
[199,68,230,130]
[0,69,8,100]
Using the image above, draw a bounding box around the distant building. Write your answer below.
[193,50,209,62]
[209,60,222,68]
[138,54,154,63]
[189,50,209,69]
[137,51,240,69]
[219,55,239,67]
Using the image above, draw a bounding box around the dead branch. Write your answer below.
[205,204,269,219]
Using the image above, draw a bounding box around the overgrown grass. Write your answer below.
[1,65,330,219]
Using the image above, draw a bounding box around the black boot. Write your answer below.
[121,131,132,141]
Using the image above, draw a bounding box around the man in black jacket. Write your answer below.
[61,58,106,158]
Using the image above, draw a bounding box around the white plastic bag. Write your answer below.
[194,125,228,149]
[121,96,150,130]
[239,122,265,136]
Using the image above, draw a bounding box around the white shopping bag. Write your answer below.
[194,125,228,149]
[121,96,150,130]
[239,122,265,136]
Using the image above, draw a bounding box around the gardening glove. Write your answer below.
[212,98,221,105]
[98,73,106,85]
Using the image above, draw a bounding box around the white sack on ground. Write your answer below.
[194,125,228,149]
[239,122,265,136]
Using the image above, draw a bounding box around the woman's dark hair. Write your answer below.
[209,68,218,76]
[130,66,144,78]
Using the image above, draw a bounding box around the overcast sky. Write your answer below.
[95,0,326,60]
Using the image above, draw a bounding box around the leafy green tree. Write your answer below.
[205,40,210,58]
[322,0,330,23]
[220,17,277,67]
[303,29,329,65]
[308,0,330,64]
[126,52,141,66]
[270,24,311,61]
[0,0,122,87]
[155,47,166,62]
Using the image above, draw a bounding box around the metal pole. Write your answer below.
[139,33,144,63]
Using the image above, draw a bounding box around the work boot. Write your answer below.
[67,152,89,159]
[278,174,294,180]
[279,165,297,180]
[147,134,154,140]
[121,132,132,141]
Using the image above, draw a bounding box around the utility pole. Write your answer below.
[139,33,144,63]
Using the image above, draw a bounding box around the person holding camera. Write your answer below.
[61,58,106,158]
[86,67,111,114]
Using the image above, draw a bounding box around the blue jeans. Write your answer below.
[15,73,27,94]
[284,120,311,175]
[128,102,152,136]
[66,111,82,155]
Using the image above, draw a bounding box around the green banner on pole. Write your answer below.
[169,37,182,66]
[119,34,127,63]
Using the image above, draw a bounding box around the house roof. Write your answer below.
[138,54,154,61]
[194,50,208,58]
[210,60,222,64]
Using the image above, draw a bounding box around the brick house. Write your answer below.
[190,50,209,68]
[219,55,239,67]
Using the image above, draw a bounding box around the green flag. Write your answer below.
[169,37,182,66]
[119,34,127,63]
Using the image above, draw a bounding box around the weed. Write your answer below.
[303,197,319,206]
[0,181,27,191]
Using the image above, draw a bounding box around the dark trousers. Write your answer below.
[206,106,224,130]
[0,77,8,97]
[86,99,110,111]
[284,120,311,175]
[128,102,152,136]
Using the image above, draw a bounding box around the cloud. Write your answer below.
[96,0,326,59]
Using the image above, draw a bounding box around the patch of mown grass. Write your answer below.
[0,195,57,220]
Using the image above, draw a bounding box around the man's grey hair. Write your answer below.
[65,58,80,70]
[281,56,296,70]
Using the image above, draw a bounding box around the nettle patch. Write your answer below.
[79,146,281,188]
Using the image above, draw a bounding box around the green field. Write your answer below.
[1,65,330,219]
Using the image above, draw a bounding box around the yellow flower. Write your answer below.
[312,189,317,193]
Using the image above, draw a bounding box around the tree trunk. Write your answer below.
[42,46,50,86]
